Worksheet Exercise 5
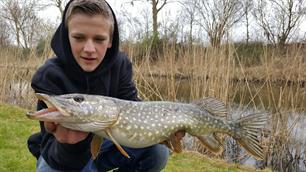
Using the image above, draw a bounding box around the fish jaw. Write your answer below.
[27,107,64,122]
[27,93,121,132]
[26,93,72,122]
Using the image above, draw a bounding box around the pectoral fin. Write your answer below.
[196,133,223,154]
[106,129,130,159]
[91,134,103,160]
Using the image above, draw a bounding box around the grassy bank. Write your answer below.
[0,103,270,172]
[164,151,271,172]
[0,103,38,171]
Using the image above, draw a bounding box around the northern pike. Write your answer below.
[27,93,268,160]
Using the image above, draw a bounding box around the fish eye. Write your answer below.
[73,95,84,103]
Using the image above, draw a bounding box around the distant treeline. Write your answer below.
[0,0,305,52]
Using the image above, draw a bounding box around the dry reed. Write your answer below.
[127,42,306,171]
[0,42,305,171]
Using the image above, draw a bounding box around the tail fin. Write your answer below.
[234,113,268,160]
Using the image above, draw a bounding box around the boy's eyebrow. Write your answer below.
[70,32,108,37]
[94,35,108,38]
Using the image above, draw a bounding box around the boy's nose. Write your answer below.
[84,40,95,52]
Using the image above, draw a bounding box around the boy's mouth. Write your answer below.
[82,57,96,61]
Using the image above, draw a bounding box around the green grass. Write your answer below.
[0,103,38,171]
[0,103,270,172]
[163,152,270,172]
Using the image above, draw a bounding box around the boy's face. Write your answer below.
[68,13,112,72]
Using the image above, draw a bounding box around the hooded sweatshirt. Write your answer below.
[27,1,139,170]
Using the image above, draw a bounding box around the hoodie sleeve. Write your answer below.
[37,100,92,170]
[30,62,92,170]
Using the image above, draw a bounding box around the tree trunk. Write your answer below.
[189,18,193,45]
[246,11,250,44]
[152,0,158,39]
[14,21,21,47]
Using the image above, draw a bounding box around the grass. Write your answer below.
[163,151,270,172]
[0,103,270,172]
[0,103,38,171]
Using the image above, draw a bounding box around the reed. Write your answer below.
[0,42,305,170]
[0,41,53,109]
[127,42,306,171]
[130,43,237,103]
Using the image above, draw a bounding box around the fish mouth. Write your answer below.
[26,93,71,122]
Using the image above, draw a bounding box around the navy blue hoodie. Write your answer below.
[27,1,139,170]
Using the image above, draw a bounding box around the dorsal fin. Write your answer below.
[192,97,227,119]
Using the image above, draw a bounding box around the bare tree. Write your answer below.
[0,0,45,49]
[117,7,151,42]
[179,0,197,45]
[191,0,244,47]
[253,0,305,46]
[151,0,167,38]
[0,20,10,46]
[160,13,179,43]
[241,0,254,44]
[49,0,68,17]
[130,0,169,39]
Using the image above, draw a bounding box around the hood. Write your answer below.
[51,0,120,79]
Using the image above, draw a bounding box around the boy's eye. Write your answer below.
[95,38,106,42]
[73,36,83,40]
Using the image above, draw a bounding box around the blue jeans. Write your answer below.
[36,156,97,172]
[36,143,169,172]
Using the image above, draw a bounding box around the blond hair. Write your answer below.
[65,0,114,36]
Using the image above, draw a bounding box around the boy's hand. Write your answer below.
[161,130,186,152]
[44,122,89,144]
[173,130,186,140]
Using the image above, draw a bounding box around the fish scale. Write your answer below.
[27,93,268,160]
[112,102,191,146]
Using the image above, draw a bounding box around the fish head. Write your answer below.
[27,93,119,125]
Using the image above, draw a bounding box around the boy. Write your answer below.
[27,0,174,171]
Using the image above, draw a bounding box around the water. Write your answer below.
[136,77,306,171]
[2,80,36,109]
[182,107,306,171]
[231,109,306,171]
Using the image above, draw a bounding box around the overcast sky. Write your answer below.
[40,0,306,42]
[40,0,179,23]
